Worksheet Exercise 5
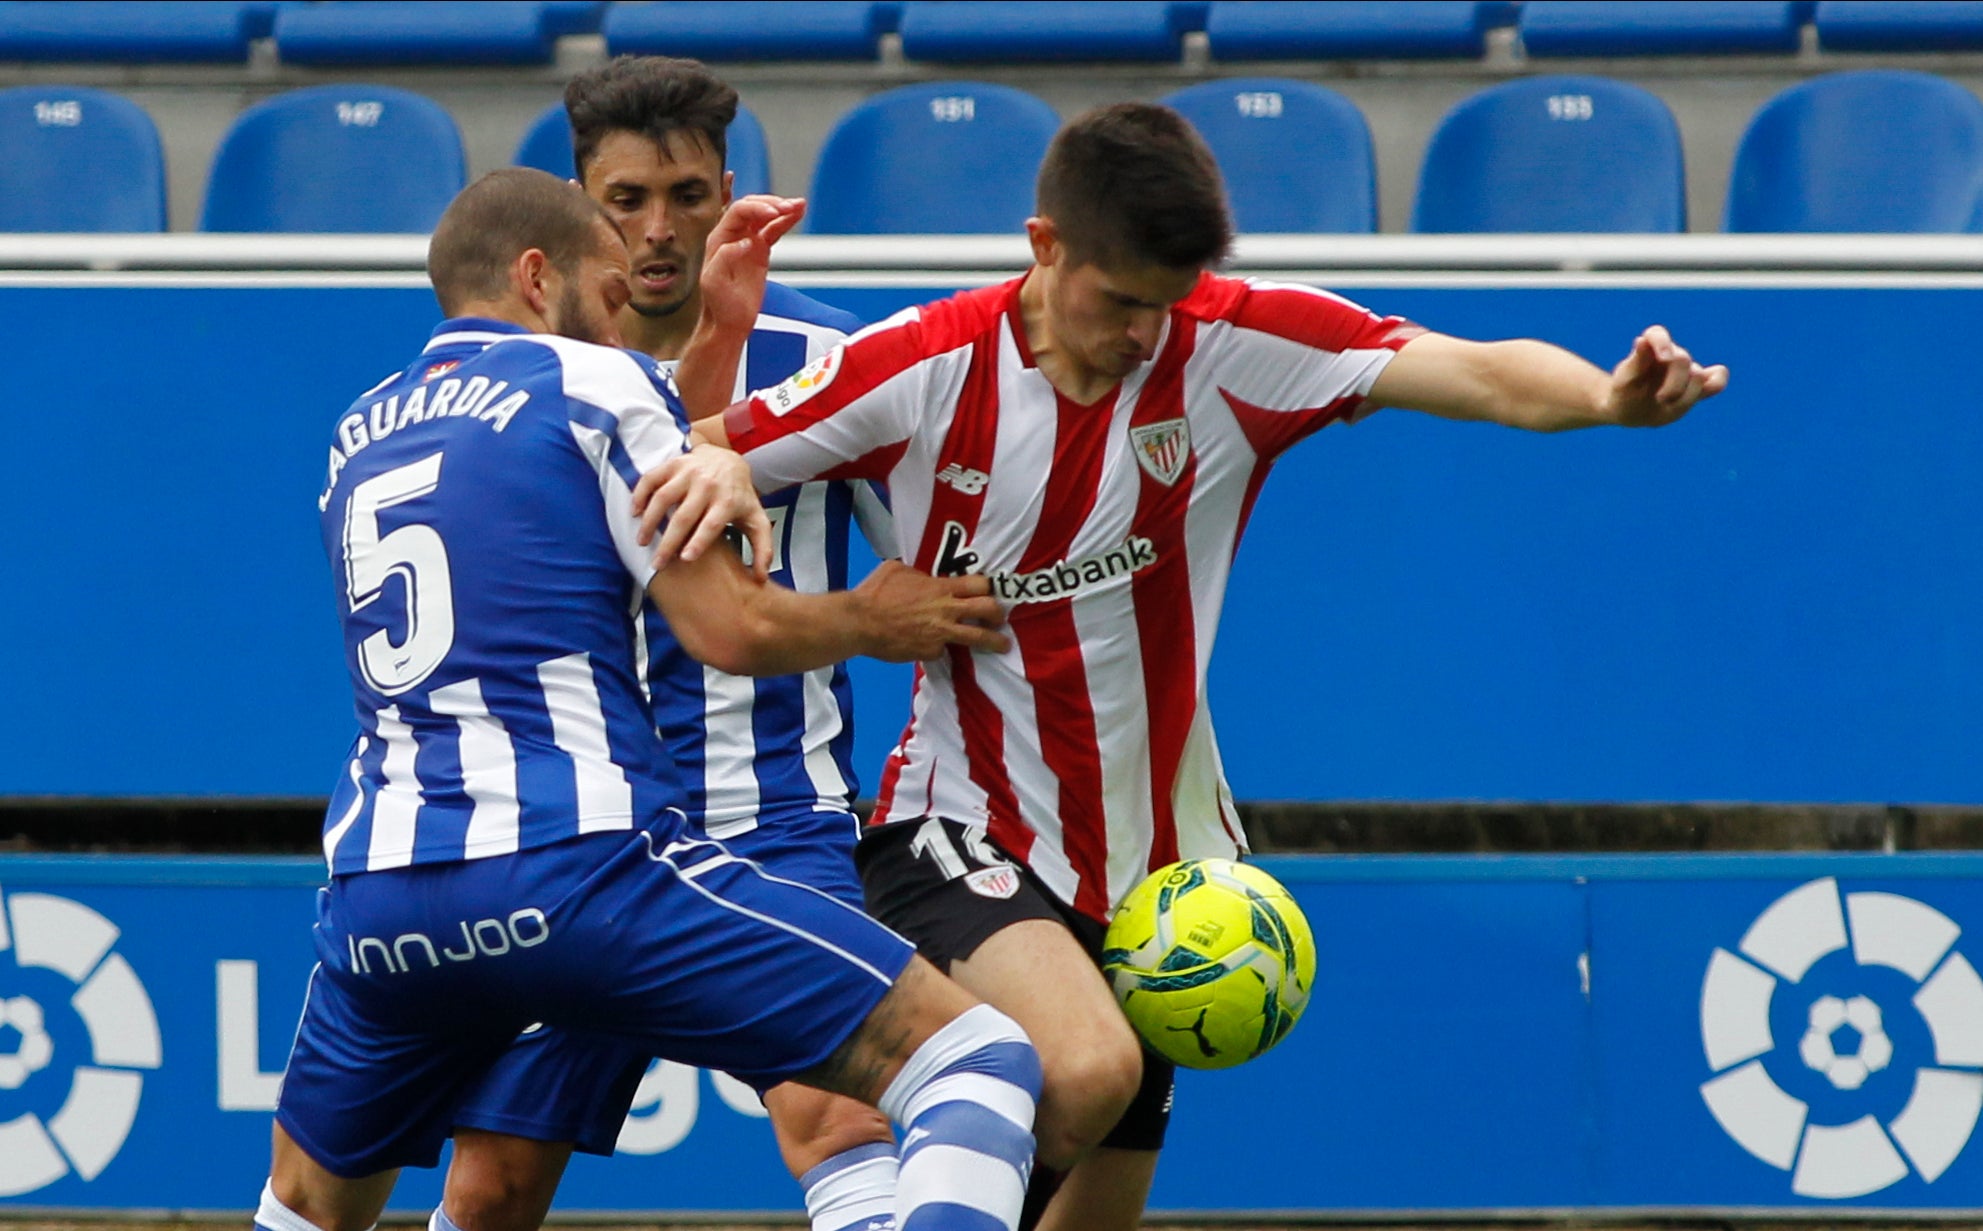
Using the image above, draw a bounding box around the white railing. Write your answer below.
[4,232,1983,274]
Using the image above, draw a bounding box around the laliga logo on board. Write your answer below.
[1699,878,1983,1198]
[0,889,161,1196]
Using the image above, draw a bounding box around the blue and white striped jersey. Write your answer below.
[316,318,692,875]
[640,284,896,831]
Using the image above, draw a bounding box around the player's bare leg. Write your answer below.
[947,919,1143,1170]
[765,1083,896,1173]
[261,1123,398,1231]
[763,1084,899,1231]
[1034,1147,1158,1231]
[440,1131,573,1231]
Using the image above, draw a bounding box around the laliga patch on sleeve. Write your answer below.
[965,865,1022,900]
[763,348,842,417]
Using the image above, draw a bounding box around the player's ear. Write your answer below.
[1025,216,1060,268]
[720,168,735,209]
[513,247,552,316]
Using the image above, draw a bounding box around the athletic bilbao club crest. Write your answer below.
[1130,419,1190,486]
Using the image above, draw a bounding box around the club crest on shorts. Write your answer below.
[965,865,1022,900]
[1129,418,1191,486]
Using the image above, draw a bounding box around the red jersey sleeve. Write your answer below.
[1190,275,1424,462]
[723,306,931,487]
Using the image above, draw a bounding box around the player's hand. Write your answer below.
[699,195,807,337]
[853,561,1011,660]
[1605,325,1729,427]
[631,446,773,578]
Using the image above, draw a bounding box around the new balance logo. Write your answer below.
[935,463,990,495]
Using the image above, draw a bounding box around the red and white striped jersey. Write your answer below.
[724,271,1421,920]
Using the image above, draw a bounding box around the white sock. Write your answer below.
[801,1141,899,1231]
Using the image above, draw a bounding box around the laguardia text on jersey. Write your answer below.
[318,373,532,511]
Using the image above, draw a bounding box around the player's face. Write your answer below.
[1050,258,1202,382]
[582,128,732,319]
[546,221,632,347]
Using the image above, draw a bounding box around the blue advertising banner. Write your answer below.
[1,281,1980,804]
[5,852,1983,1216]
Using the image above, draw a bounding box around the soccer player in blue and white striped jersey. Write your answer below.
[435,60,915,1231]
[258,169,1044,1231]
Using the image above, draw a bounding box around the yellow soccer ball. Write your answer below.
[1101,859,1317,1070]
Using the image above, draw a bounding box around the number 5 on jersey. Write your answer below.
[344,452,455,695]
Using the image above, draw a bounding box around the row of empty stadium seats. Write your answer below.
[5,69,1982,234]
[5,2,1983,65]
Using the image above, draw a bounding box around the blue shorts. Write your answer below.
[275,815,913,1177]
[448,805,869,1155]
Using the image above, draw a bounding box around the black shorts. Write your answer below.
[856,816,1175,1152]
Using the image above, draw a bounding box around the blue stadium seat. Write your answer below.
[1412,76,1686,232]
[899,1,1186,62]
[514,101,575,177]
[201,84,466,232]
[275,2,557,66]
[513,98,773,197]
[1726,71,1983,233]
[605,1,897,61]
[0,1,261,63]
[1519,1,1804,57]
[728,104,772,199]
[807,82,1057,234]
[541,0,607,36]
[0,85,165,231]
[1816,1,1983,52]
[1205,2,1503,61]
[241,2,282,40]
[1161,78,1374,232]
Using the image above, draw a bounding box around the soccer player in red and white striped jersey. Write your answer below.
[642,103,1727,1231]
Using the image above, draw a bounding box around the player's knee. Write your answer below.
[443,1182,545,1231]
[442,1135,565,1231]
[1036,1030,1142,1166]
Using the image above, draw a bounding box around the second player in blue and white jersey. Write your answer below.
[641,283,896,836]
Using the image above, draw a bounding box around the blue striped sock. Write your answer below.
[801,1140,899,1231]
[878,1005,1041,1231]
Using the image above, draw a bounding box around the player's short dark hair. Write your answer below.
[565,55,738,179]
[1036,103,1233,272]
[428,168,617,314]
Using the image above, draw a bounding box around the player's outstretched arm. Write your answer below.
[672,195,807,420]
[632,441,774,577]
[648,552,1009,677]
[1366,325,1729,432]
